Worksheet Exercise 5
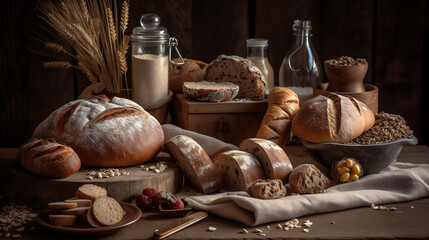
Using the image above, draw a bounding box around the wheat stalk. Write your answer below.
[43,61,73,68]
[39,0,130,94]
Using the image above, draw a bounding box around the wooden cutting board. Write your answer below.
[0,150,184,208]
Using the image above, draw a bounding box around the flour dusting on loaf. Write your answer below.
[33,95,163,167]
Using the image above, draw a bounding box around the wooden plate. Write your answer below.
[36,202,141,237]
[159,205,193,218]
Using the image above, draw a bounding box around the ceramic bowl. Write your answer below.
[324,62,368,93]
[302,136,418,175]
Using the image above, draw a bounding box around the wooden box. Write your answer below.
[171,94,268,146]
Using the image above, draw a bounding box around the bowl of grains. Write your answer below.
[303,112,417,175]
[324,56,368,93]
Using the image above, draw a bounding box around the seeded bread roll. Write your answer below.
[165,135,222,193]
[32,95,163,167]
[183,81,239,102]
[248,179,286,199]
[92,196,124,226]
[75,184,107,200]
[292,94,375,143]
[288,164,330,194]
[169,58,208,93]
[49,214,77,226]
[239,138,293,183]
[256,87,300,146]
[204,55,267,100]
[213,150,264,191]
[17,138,81,178]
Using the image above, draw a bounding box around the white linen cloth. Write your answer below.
[161,124,429,226]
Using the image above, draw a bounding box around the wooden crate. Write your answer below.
[171,94,268,146]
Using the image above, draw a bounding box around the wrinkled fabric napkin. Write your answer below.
[161,124,429,226]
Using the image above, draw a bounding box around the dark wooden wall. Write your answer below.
[1,0,428,147]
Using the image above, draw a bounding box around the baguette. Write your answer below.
[291,94,375,143]
[255,87,300,147]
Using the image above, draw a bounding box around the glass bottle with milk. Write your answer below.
[279,20,322,106]
[246,38,274,90]
[131,14,183,110]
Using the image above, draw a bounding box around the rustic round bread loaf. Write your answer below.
[212,150,264,191]
[239,138,293,183]
[165,135,222,193]
[32,95,164,167]
[17,138,81,178]
[169,58,208,93]
[292,93,375,143]
[204,55,267,100]
[248,179,286,199]
[288,164,330,194]
[183,81,239,102]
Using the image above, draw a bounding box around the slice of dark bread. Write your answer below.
[183,81,239,102]
[288,164,330,194]
[248,179,286,199]
[204,55,267,100]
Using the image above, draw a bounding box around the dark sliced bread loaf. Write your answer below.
[183,81,239,102]
[212,150,264,191]
[204,55,267,100]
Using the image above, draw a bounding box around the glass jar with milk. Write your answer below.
[246,38,274,90]
[131,14,183,110]
[279,20,322,106]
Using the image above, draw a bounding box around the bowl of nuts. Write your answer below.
[302,112,417,175]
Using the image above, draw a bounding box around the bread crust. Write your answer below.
[17,138,81,178]
[291,94,375,143]
[183,81,239,102]
[256,87,300,146]
[239,138,293,184]
[32,95,163,167]
[165,135,222,193]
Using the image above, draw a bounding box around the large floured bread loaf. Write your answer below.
[256,87,300,146]
[165,135,222,193]
[32,95,163,167]
[292,94,375,143]
[183,81,239,102]
[213,150,264,191]
[17,138,81,178]
[204,55,267,100]
[239,138,293,183]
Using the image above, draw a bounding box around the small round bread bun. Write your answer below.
[92,196,124,226]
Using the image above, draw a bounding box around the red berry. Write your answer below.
[152,194,162,208]
[142,188,157,198]
[136,194,153,211]
[166,196,184,210]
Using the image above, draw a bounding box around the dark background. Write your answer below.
[1,0,428,147]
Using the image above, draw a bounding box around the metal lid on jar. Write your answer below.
[246,38,269,47]
[131,14,170,42]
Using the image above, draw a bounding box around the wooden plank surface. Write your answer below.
[0,151,184,208]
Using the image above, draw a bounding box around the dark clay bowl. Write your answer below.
[302,136,418,175]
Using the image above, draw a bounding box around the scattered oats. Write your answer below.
[149,165,156,170]
[139,165,145,168]
[143,167,149,171]
[266,225,270,229]
[284,227,290,231]
[277,224,283,229]
[253,228,263,233]
[258,233,266,236]
[208,226,217,232]
[97,172,103,178]
[242,228,248,234]
[371,204,398,211]
[290,219,299,225]
[11,234,22,238]
[87,176,93,180]
[154,169,161,173]
[389,207,397,211]
[411,206,415,209]
[331,221,335,224]
[303,228,309,233]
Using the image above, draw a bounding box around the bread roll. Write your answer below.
[288,164,330,194]
[248,179,286,199]
[292,94,375,143]
[256,87,300,146]
[204,55,267,100]
[165,135,222,193]
[239,138,293,183]
[212,150,264,191]
[32,95,163,167]
[169,58,208,93]
[17,138,80,178]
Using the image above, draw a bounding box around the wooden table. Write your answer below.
[1,145,429,239]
